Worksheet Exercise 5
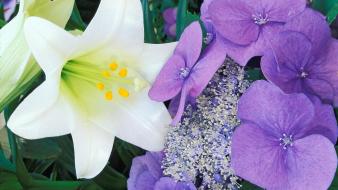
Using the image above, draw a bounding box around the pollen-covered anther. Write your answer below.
[109,62,118,71]
[102,71,111,78]
[119,68,128,78]
[105,91,113,101]
[96,83,105,91]
[118,88,129,97]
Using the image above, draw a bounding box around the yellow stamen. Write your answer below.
[105,91,113,100]
[118,88,129,97]
[119,68,128,78]
[96,83,105,91]
[109,62,118,71]
[102,71,111,78]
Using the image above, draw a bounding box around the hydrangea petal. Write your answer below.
[287,135,337,190]
[189,37,226,97]
[174,22,203,68]
[260,0,306,23]
[128,152,163,190]
[238,80,314,136]
[149,55,185,101]
[284,8,331,56]
[209,0,259,45]
[231,123,287,189]
[296,98,337,144]
[261,32,313,94]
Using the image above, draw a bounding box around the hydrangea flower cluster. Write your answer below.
[161,59,249,189]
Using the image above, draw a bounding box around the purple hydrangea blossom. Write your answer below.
[202,0,306,66]
[149,21,226,124]
[4,0,16,21]
[127,152,196,190]
[163,8,177,38]
[261,9,338,106]
[232,80,337,190]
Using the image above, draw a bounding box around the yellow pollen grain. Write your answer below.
[105,91,113,101]
[109,62,118,71]
[118,88,129,97]
[96,83,105,91]
[102,71,111,78]
[119,68,128,78]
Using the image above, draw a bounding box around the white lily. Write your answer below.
[8,0,177,179]
[0,112,5,130]
[0,0,74,110]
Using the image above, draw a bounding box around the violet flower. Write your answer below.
[3,0,16,21]
[232,80,337,190]
[261,10,338,106]
[203,0,306,65]
[163,8,177,38]
[127,152,196,190]
[149,21,226,124]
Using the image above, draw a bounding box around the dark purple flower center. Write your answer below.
[203,32,214,45]
[179,67,191,79]
[300,71,309,78]
[252,13,269,25]
[279,134,293,150]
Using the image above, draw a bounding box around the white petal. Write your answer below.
[86,87,170,151]
[136,42,178,83]
[24,17,78,74]
[20,0,74,27]
[72,121,115,179]
[0,112,5,130]
[7,71,72,139]
[0,16,31,83]
[81,0,144,55]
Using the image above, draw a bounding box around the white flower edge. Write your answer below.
[8,0,177,179]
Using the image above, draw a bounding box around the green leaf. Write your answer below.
[326,3,338,24]
[115,138,145,170]
[245,68,265,81]
[0,149,15,172]
[93,166,127,190]
[20,139,62,160]
[241,180,263,190]
[66,3,87,31]
[142,0,157,43]
[0,170,23,190]
[312,0,338,14]
[176,0,188,38]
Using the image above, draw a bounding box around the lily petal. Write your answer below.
[83,0,144,55]
[22,0,75,28]
[7,72,72,139]
[84,88,170,151]
[72,120,115,179]
[24,17,78,74]
[137,42,178,83]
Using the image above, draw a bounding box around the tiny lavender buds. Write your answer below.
[162,60,249,189]
[205,0,306,65]
[232,80,337,190]
[8,0,177,179]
